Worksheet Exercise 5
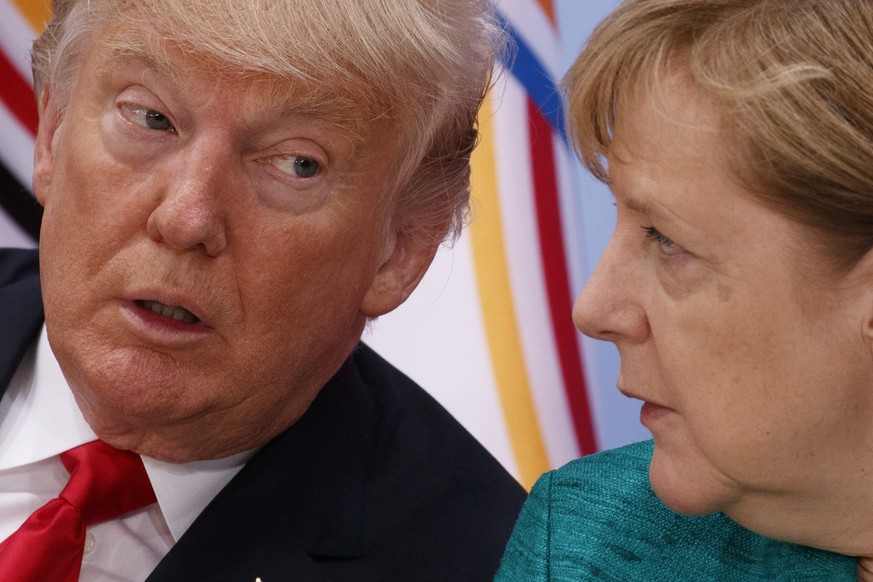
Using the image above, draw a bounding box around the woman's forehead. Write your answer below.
[612,67,727,165]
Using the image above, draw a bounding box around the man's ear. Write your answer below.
[360,232,440,318]
[32,85,62,206]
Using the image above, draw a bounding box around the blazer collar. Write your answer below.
[147,351,374,580]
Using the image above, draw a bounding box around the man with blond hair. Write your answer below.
[0,0,525,579]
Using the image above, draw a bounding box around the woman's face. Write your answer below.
[573,67,873,537]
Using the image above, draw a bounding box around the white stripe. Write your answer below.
[0,0,38,85]
[490,76,580,467]
[555,136,586,298]
[493,0,563,83]
[0,99,35,188]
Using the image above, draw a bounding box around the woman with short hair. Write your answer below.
[498,1,873,579]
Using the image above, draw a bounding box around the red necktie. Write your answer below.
[0,440,157,581]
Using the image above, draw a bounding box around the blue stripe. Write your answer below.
[497,11,566,139]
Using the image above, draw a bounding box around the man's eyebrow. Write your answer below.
[94,40,180,80]
[90,39,368,144]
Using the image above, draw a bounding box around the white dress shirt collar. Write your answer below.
[142,450,252,541]
[0,325,255,541]
[0,324,95,469]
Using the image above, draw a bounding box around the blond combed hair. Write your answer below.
[566,0,873,271]
[32,0,505,247]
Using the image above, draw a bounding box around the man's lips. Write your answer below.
[136,299,200,324]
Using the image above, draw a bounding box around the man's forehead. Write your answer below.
[86,22,377,140]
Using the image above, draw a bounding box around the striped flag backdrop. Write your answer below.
[369,0,650,488]
[0,0,647,489]
[468,0,598,485]
[0,0,43,248]
[368,0,649,488]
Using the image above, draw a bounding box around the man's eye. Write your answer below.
[273,155,321,178]
[125,105,176,133]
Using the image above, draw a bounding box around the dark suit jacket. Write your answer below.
[0,248,526,581]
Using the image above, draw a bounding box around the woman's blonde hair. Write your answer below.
[567,0,873,271]
[32,0,504,247]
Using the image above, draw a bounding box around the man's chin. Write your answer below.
[86,416,252,463]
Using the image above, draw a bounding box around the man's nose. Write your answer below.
[572,236,649,344]
[146,143,230,257]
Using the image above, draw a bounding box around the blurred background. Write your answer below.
[0,0,646,490]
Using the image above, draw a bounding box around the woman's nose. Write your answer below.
[573,235,650,344]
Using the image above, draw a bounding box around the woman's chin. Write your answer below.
[648,445,731,517]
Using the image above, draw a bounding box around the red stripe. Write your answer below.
[527,98,598,455]
[0,49,38,136]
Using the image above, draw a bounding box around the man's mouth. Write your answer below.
[137,300,200,324]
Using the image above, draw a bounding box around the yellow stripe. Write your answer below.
[10,0,51,32]
[470,93,550,490]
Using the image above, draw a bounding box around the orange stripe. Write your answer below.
[534,0,555,27]
[9,0,52,32]
[470,93,550,490]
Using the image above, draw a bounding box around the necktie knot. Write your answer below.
[0,440,157,581]
[60,440,157,526]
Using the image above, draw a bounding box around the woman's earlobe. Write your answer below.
[851,250,873,350]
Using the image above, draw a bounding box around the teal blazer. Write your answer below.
[496,441,855,581]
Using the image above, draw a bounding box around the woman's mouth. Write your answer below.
[640,401,673,427]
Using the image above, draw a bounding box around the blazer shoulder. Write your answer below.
[496,442,654,581]
[352,342,521,488]
[0,248,42,398]
[348,343,527,578]
[552,439,654,488]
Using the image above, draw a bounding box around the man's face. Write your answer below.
[33,23,424,462]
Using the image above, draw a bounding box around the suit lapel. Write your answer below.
[0,249,44,401]
[147,354,373,580]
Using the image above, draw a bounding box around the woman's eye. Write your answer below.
[273,155,321,178]
[124,105,176,133]
[642,225,680,253]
